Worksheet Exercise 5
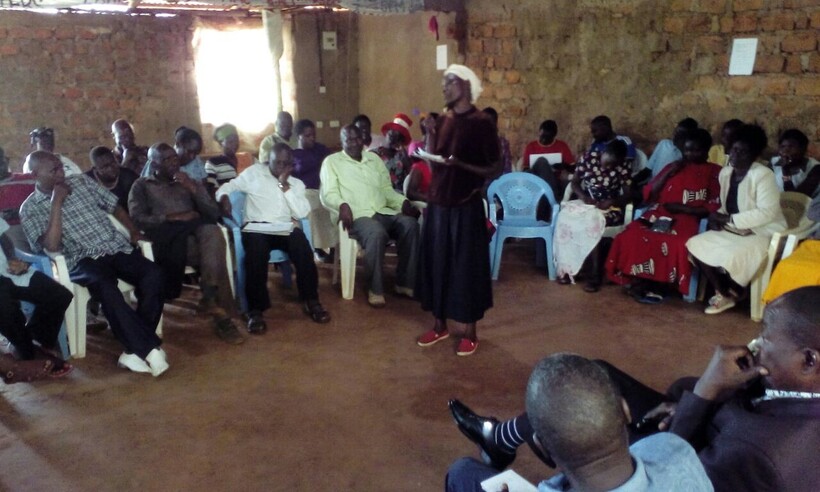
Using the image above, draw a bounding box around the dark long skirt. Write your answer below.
[417,197,492,323]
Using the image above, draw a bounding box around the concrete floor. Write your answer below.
[0,241,760,491]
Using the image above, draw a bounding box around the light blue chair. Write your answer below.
[633,207,705,303]
[223,191,312,313]
[14,248,71,359]
[487,172,559,280]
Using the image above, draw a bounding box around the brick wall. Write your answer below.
[0,11,200,171]
[464,0,820,162]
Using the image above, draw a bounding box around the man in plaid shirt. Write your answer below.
[20,151,169,377]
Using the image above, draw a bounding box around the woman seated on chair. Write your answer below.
[686,124,787,315]
[292,119,335,261]
[553,140,631,292]
[770,128,820,198]
[605,129,721,303]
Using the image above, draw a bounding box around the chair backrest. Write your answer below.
[486,172,558,223]
[632,149,648,176]
[780,191,811,231]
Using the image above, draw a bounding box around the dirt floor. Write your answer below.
[0,241,761,491]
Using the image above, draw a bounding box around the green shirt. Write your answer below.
[319,150,405,220]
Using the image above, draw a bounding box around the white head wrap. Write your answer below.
[444,64,482,104]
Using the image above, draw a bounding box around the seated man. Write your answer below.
[0,216,74,379]
[25,127,82,176]
[446,354,712,492]
[216,143,331,332]
[85,146,139,212]
[587,115,642,179]
[142,127,208,184]
[111,119,149,175]
[259,111,295,166]
[0,145,36,251]
[449,287,820,491]
[128,143,244,345]
[320,125,421,307]
[21,151,168,377]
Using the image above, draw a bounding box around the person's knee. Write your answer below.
[142,261,165,287]
[445,457,492,492]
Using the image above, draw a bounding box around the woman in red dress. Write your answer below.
[605,128,721,302]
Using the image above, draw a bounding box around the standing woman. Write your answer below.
[415,65,500,356]
[686,124,786,314]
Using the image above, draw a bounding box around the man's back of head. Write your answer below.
[525,353,628,470]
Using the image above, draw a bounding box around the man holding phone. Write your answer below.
[448,287,820,491]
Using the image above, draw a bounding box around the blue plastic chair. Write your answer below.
[487,172,559,280]
[633,207,705,303]
[14,248,71,359]
[223,191,312,313]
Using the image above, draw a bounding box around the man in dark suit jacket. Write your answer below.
[449,286,820,491]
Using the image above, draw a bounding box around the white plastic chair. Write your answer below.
[749,192,817,321]
[49,215,164,358]
[333,222,359,300]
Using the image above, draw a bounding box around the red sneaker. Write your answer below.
[417,329,450,347]
[456,338,478,356]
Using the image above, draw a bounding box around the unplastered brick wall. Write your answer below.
[464,0,820,162]
[0,11,200,171]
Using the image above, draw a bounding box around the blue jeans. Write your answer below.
[445,457,498,492]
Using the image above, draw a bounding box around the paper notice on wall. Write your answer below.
[728,38,758,76]
[436,45,448,70]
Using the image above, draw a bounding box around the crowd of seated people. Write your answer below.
[0,89,816,379]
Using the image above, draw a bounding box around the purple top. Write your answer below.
[292,143,330,190]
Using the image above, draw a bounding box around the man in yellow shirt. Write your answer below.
[320,125,420,307]
[258,111,295,165]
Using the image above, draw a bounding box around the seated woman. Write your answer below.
[205,124,243,194]
[554,140,632,292]
[606,129,721,303]
[292,119,335,259]
[375,113,414,191]
[405,113,438,203]
[770,128,820,198]
[686,124,786,314]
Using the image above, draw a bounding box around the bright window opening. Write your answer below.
[193,27,277,133]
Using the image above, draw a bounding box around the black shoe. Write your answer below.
[448,399,516,470]
[246,312,267,334]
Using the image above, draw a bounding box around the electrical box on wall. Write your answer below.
[322,31,337,50]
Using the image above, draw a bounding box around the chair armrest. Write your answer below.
[14,248,53,276]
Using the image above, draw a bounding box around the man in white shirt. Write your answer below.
[217,143,330,333]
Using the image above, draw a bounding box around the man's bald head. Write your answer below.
[525,354,628,470]
[25,150,60,175]
[765,287,820,350]
[111,119,136,150]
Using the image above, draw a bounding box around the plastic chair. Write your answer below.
[748,192,817,321]
[223,191,312,313]
[14,248,71,360]
[487,172,559,280]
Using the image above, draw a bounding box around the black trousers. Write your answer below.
[70,251,164,359]
[0,271,73,360]
[242,229,318,313]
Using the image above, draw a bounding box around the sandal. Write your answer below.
[638,292,664,305]
[1,357,53,384]
[34,347,73,378]
[304,301,331,324]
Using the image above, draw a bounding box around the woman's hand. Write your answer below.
[707,212,730,230]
